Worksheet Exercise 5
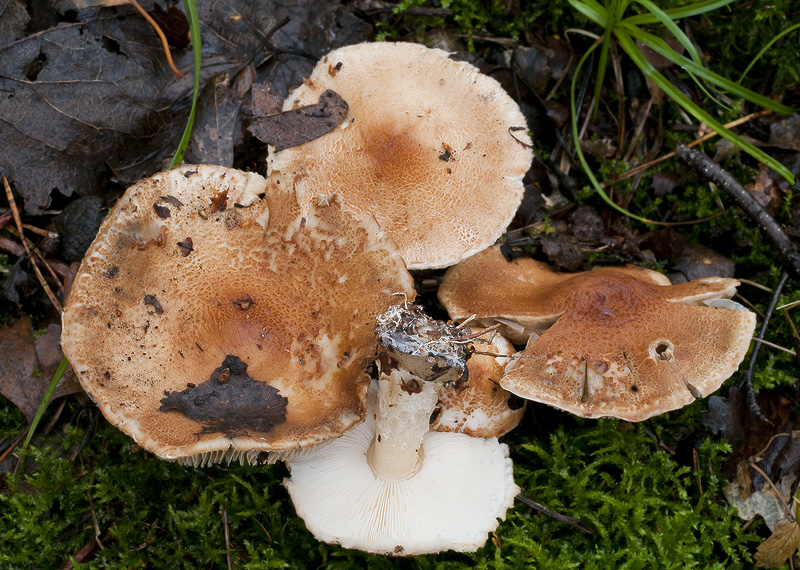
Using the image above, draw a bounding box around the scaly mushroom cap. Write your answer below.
[431,330,525,437]
[268,42,533,270]
[439,246,756,421]
[285,383,519,556]
[62,165,415,461]
[439,245,672,341]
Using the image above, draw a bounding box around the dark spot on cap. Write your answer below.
[104,265,119,279]
[177,237,194,256]
[400,378,422,394]
[210,190,228,213]
[233,295,255,310]
[160,195,184,208]
[144,294,163,314]
[153,204,171,219]
[183,169,197,178]
[159,355,288,437]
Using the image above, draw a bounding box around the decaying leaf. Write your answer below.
[249,89,349,151]
[252,83,283,116]
[184,73,242,167]
[0,0,371,213]
[754,518,799,567]
[768,113,800,152]
[0,317,82,422]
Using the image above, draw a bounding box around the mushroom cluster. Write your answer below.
[438,245,757,421]
[60,40,758,558]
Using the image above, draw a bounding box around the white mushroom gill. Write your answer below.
[284,303,519,555]
[285,383,518,556]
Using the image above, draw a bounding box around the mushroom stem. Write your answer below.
[367,368,441,481]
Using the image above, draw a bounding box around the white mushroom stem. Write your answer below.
[368,368,442,480]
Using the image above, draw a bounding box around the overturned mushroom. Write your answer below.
[285,304,518,555]
[268,42,533,270]
[62,165,415,465]
[438,246,756,421]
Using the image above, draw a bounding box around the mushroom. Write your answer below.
[438,246,757,421]
[268,42,533,270]
[431,329,526,438]
[61,165,415,465]
[285,304,519,555]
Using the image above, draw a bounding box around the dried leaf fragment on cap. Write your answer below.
[268,41,533,269]
[439,246,756,421]
[62,165,415,464]
[249,89,349,151]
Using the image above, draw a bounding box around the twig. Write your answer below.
[3,177,63,312]
[20,223,57,239]
[515,493,596,535]
[87,490,105,550]
[5,225,65,297]
[222,509,233,570]
[753,432,795,461]
[748,462,793,518]
[126,0,184,78]
[750,336,796,357]
[0,426,29,465]
[675,145,800,280]
[738,278,773,293]
[615,109,773,183]
[738,271,790,423]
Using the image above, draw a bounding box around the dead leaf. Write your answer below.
[754,518,799,567]
[184,73,243,167]
[249,89,349,151]
[0,0,29,45]
[0,317,82,422]
[252,83,283,117]
[0,13,190,213]
[768,113,800,152]
[746,163,782,215]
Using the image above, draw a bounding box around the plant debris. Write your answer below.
[248,89,349,151]
[0,317,81,422]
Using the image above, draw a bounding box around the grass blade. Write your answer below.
[631,0,703,66]
[22,357,70,449]
[624,0,735,25]
[616,28,796,184]
[737,22,800,85]
[625,25,796,114]
[571,39,658,224]
[170,0,202,168]
[568,0,609,26]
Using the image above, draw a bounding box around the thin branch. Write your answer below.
[615,109,773,183]
[515,493,596,535]
[738,272,790,423]
[3,178,62,312]
[675,145,800,280]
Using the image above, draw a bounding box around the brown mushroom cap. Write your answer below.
[431,330,525,437]
[438,245,672,342]
[268,42,533,270]
[438,246,756,421]
[62,165,415,461]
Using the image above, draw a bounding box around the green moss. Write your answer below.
[0,398,769,569]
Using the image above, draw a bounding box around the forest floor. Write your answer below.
[1,0,800,568]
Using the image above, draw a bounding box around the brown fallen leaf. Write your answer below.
[252,83,284,117]
[754,518,799,567]
[249,89,349,151]
[0,317,82,423]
